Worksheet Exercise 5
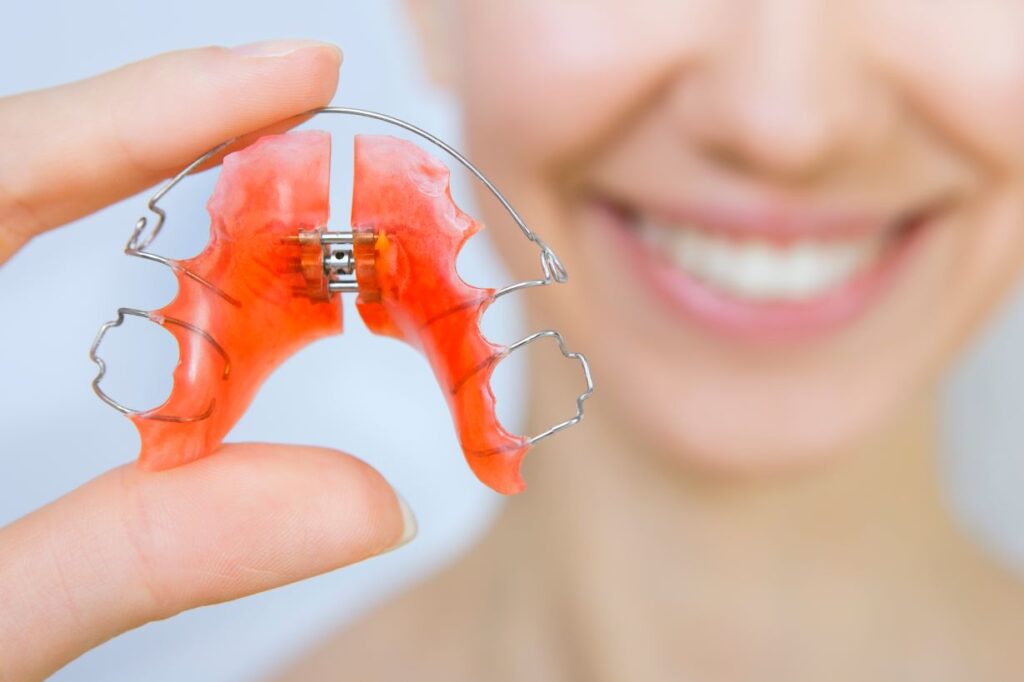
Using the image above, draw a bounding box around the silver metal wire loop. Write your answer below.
[504,330,593,446]
[89,308,229,422]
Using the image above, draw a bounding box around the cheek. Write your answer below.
[951,183,1024,345]
[455,1,703,162]
[865,1,1024,170]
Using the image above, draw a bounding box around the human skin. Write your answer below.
[280,2,1024,680]
[0,42,416,681]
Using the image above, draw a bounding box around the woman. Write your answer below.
[287,2,1024,679]
[2,2,1023,681]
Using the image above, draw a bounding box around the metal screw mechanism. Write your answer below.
[322,231,360,294]
[295,228,360,296]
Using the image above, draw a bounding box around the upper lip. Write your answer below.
[591,188,939,246]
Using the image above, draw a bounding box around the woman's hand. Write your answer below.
[0,42,416,681]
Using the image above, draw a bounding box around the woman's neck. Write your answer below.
[478,360,1022,681]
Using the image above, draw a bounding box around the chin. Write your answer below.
[592,337,915,476]
[650,384,904,476]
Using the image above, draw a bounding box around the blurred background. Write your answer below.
[1,2,1023,681]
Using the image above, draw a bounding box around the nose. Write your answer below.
[673,1,878,183]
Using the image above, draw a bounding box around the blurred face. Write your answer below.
[421,1,1024,471]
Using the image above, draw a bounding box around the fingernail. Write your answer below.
[232,39,343,60]
[382,493,418,554]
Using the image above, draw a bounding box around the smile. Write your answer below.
[590,196,936,341]
[636,217,885,302]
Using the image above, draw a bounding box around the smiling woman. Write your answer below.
[447,1,1024,475]
[278,1,1024,680]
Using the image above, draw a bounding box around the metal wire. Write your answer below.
[505,330,593,445]
[89,308,229,422]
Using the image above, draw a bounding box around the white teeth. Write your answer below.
[639,219,881,301]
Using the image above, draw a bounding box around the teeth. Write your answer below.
[640,219,881,302]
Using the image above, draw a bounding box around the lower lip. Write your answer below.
[593,205,930,343]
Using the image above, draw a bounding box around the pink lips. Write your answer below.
[592,199,929,342]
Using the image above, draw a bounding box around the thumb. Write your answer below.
[0,443,415,681]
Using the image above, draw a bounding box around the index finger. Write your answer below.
[0,39,343,263]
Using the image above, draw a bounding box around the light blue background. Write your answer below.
[1,2,1022,681]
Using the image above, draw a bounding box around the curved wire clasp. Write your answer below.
[90,106,593,446]
[90,308,230,422]
[506,330,593,445]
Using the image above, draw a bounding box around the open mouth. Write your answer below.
[588,196,936,341]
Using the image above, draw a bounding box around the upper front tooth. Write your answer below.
[661,228,880,301]
[783,245,824,298]
[703,238,738,289]
[735,244,785,297]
